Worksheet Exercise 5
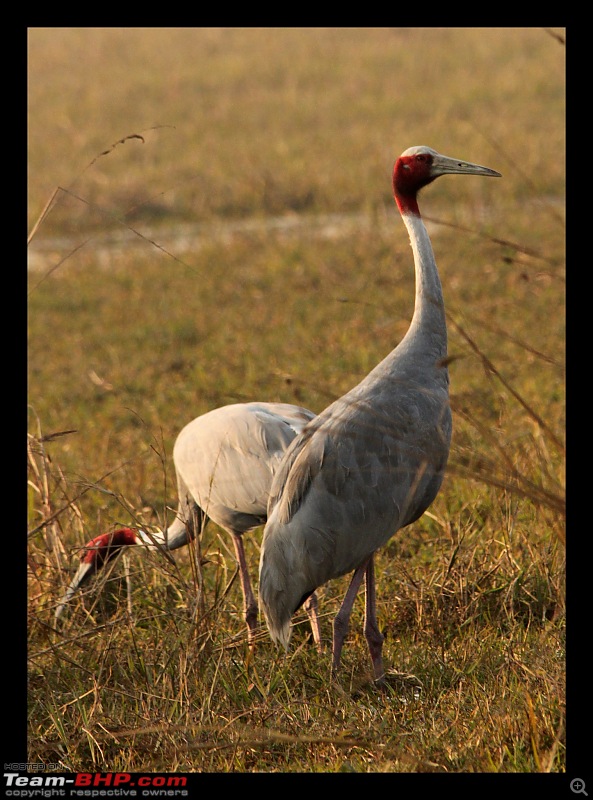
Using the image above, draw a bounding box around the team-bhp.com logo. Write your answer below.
[4,773,188,797]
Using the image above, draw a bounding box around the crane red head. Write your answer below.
[393,146,501,215]
[78,528,139,570]
[54,527,139,621]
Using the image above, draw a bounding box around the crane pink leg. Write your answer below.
[331,559,369,676]
[363,556,386,684]
[230,532,258,645]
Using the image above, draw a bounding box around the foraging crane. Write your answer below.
[259,146,501,682]
[55,401,321,647]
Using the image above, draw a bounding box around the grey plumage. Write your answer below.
[259,146,501,681]
[55,401,321,646]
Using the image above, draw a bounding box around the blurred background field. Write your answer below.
[27,27,565,773]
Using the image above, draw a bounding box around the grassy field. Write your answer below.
[27,27,565,774]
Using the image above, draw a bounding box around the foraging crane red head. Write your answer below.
[79,529,138,571]
[54,528,140,619]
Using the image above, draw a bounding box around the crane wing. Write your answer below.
[173,402,316,534]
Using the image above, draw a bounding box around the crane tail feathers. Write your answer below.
[267,618,292,651]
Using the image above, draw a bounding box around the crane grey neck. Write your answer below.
[398,211,448,360]
[136,526,187,551]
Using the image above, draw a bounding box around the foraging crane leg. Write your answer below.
[331,558,369,677]
[303,592,323,651]
[231,532,322,650]
[230,532,259,646]
[363,556,386,684]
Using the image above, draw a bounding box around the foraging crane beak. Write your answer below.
[54,561,95,622]
[430,153,502,179]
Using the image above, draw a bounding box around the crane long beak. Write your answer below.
[431,153,501,179]
[54,561,95,623]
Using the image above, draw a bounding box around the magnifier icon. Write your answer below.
[571,779,588,795]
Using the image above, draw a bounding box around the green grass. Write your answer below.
[28,27,565,773]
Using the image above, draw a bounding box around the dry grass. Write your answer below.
[27,27,565,774]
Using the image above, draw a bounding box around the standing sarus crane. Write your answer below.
[258,146,501,682]
[55,402,321,648]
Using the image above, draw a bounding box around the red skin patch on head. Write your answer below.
[392,153,437,216]
[80,527,138,568]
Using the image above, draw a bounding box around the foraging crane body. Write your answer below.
[259,146,501,681]
[55,401,321,646]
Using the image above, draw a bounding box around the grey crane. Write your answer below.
[55,401,321,647]
[258,146,501,682]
